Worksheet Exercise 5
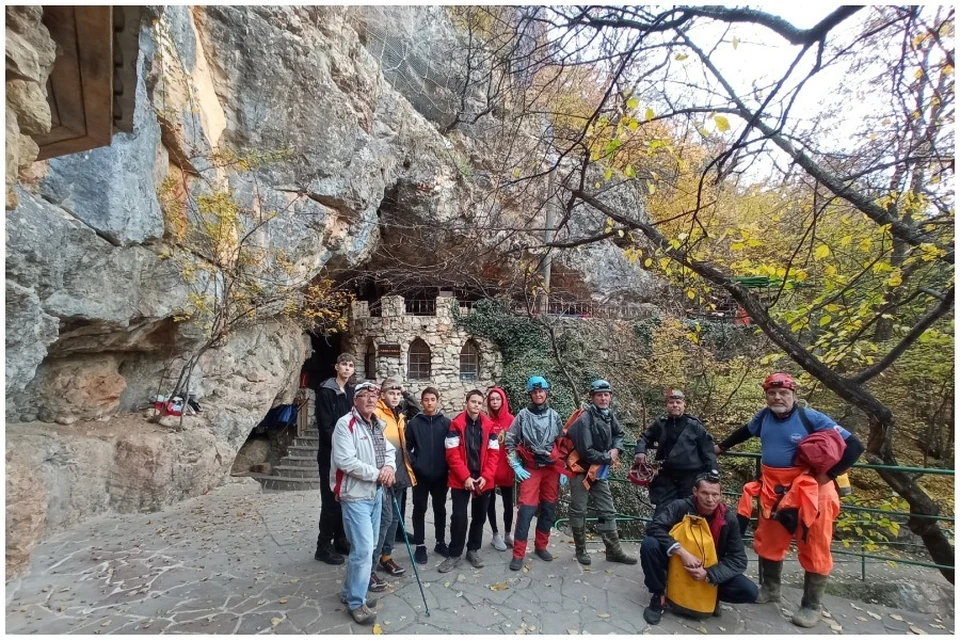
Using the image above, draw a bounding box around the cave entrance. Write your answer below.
[303,331,345,390]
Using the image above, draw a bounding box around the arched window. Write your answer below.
[460,339,480,381]
[407,338,431,380]
[364,340,377,381]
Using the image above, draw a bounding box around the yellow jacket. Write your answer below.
[376,399,417,487]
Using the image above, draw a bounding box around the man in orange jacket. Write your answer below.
[715,373,863,627]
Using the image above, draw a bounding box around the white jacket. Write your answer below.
[331,408,397,503]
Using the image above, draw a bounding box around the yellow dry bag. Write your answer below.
[666,514,719,618]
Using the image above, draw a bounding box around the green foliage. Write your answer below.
[835,495,908,552]
[454,300,593,419]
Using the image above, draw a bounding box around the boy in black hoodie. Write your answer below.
[405,387,451,564]
[314,353,356,564]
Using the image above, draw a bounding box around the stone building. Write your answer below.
[345,294,502,413]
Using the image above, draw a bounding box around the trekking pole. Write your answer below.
[393,495,430,616]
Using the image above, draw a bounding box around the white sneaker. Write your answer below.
[491,534,507,551]
[504,534,514,548]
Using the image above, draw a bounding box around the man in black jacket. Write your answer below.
[635,389,718,515]
[405,386,451,564]
[566,380,636,566]
[640,472,758,625]
[314,354,356,564]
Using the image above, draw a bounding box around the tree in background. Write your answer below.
[458,6,954,579]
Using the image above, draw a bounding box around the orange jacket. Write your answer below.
[738,465,820,531]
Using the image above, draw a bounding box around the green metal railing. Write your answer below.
[553,449,955,580]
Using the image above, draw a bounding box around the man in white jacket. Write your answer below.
[331,381,397,626]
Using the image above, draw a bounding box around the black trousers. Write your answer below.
[449,488,492,558]
[486,485,515,535]
[639,536,759,603]
[411,477,449,546]
[317,451,345,545]
[649,471,700,516]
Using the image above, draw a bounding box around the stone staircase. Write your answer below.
[254,427,324,492]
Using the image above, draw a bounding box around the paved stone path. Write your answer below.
[6,479,954,635]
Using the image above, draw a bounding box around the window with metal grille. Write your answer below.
[364,341,377,381]
[460,340,480,381]
[407,338,431,380]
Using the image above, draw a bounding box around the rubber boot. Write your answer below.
[600,531,637,564]
[756,558,783,603]
[791,572,828,628]
[572,527,591,565]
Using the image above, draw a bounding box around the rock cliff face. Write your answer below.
[5,6,659,579]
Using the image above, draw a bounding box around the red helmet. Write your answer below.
[762,373,797,391]
[627,460,657,487]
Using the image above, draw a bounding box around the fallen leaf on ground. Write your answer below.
[829,622,842,631]
[372,623,384,634]
[850,603,863,611]
[856,616,868,622]
[718,626,726,632]
[443,582,451,588]
[490,583,510,591]
[597,613,610,618]
[867,611,882,620]
[100,621,111,627]
[929,623,946,629]
[890,614,904,621]
[279,598,288,605]
[909,626,927,635]
[271,617,282,627]
[698,626,708,634]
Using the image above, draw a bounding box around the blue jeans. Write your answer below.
[374,485,400,561]
[340,489,383,610]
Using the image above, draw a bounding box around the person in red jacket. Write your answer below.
[439,390,500,573]
[485,387,516,551]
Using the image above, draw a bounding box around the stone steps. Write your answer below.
[283,455,318,468]
[274,465,320,478]
[250,473,322,492]
[250,429,324,491]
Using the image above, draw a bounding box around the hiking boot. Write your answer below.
[756,558,783,603]
[438,555,462,573]
[491,534,507,551]
[466,550,484,568]
[601,531,638,564]
[534,547,553,561]
[368,572,387,593]
[791,572,828,628]
[379,557,405,577]
[643,593,665,625]
[509,556,523,571]
[414,545,428,565]
[572,527,591,565]
[349,604,377,625]
[340,594,379,608]
[314,542,345,565]
[504,534,514,548]
[434,542,450,557]
[334,537,351,555]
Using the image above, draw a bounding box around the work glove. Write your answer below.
[509,453,531,482]
[559,474,568,487]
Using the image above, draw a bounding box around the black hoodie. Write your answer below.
[405,411,452,483]
[316,377,354,459]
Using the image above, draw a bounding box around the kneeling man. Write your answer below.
[640,472,758,625]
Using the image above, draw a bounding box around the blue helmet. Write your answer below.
[526,376,550,392]
[590,379,613,395]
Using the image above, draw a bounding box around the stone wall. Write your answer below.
[346,295,502,414]
[4,6,56,210]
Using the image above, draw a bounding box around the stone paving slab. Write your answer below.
[5,478,954,635]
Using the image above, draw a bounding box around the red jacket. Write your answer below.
[486,387,515,487]
[795,429,846,476]
[445,411,500,492]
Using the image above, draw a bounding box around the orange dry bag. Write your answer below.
[666,514,719,618]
